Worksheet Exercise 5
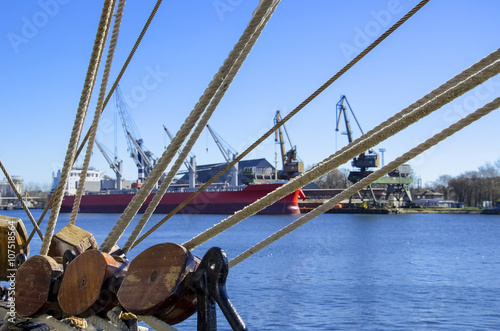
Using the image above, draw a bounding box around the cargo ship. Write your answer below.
[53,158,306,215]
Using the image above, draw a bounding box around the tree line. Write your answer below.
[431,159,500,207]
[314,158,500,207]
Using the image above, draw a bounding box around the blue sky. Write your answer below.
[1,0,499,188]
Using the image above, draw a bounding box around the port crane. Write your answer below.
[114,85,157,186]
[206,124,239,186]
[163,125,197,188]
[274,110,304,179]
[95,140,123,190]
[335,95,380,183]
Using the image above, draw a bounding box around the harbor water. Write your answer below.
[3,210,500,330]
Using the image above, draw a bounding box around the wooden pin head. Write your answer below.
[1,215,29,281]
[117,242,200,325]
[15,255,63,317]
[57,249,127,317]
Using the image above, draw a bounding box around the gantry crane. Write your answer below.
[95,140,123,190]
[114,85,157,185]
[274,110,304,179]
[206,124,239,186]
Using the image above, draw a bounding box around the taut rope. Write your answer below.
[122,0,280,254]
[130,0,430,249]
[69,0,126,225]
[230,96,500,267]
[40,0,116,255]
[101,0,280,253]
[182,49,500,251]
[0,160,43,240]
[27,0,166,242]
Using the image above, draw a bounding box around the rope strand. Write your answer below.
[101,0,279,253]
[230,96,500,267]
[0,160,43,240]
[183,51,500,251]
[39,0,116,255]
[70,0,126,225]
[123,0,280,253]
[130,0,430,249]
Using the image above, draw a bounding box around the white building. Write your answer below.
[52,168,103,195]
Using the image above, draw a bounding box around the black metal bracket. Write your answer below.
[192,247,248,331]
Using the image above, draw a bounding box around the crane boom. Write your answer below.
[206,124,237,163]
[205,124,239,186]
[95,140,123,190]
[163,125,195,172]
[114,85,157,184]
[274,110,304,179]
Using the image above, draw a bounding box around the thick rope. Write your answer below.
[183,50,500,251]
[107,306,129,331]
[39,0,116,255]
[88,315,124,331]
[0,160,43,240]
[122,0,280,253]
[101,0,279,252]
[230,96,500,267]
[70,0,126,225]
[138,316,178,331]
[130,0,430,249]
[34,315,78,331]
[28,0,164,243]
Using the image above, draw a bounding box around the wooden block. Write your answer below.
[47,224,98,258]
[0,215,28,281]
[15,255,63,317]
[117,243,199,325]
[57,249,126,317]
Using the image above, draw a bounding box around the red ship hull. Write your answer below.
[59,183,305,215]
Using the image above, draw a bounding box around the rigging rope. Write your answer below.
[101,0,280,253]
[122,0,280,254]
[139,316,179,331]
[69,0,126,225]
[0,160,43,240]
[27,0,165,243]
[87,315,125,331]
[130,0,430,249]
[39,0,116,255]
[230,96,500,267]
[183,49,500,251]
[34,315,79,331]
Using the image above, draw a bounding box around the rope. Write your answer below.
[107,306,129,331]
[230,96,500,267]
[101,0,279,253]
[39,0,116,255]
[34,315,78,331]
[122,0,280,253]
[138,315,178,331]
[130,0,430,249]
[183,50,500,251]
[0,160,43,240]
[28,325,51,331]
[27,0,164,244]
[70,0,126,225]
[88,315,125,331]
